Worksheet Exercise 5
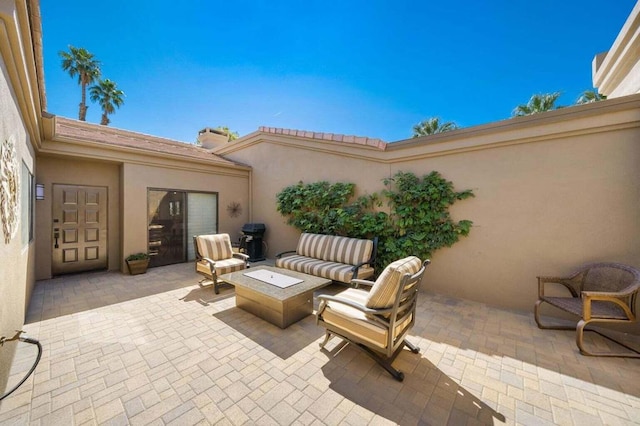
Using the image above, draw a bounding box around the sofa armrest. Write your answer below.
[351,278,374,289]
[275,250,296,259]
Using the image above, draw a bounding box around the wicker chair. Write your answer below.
[535,262,640,358]
[316,256,430,381]
[193,234,249,294]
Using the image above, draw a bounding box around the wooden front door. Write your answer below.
[52,184,108,275]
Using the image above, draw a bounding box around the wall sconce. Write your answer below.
[36,184,44,200]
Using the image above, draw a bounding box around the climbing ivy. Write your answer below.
[276,171,474,271]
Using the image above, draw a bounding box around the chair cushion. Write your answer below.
[296,233,331,259]
[322,236,373,266]
[366,256,422,309]
[196,257,246,277]
[322,288,413,350]
[196,234,233,261]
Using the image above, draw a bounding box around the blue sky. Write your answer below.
[40,1,636,143]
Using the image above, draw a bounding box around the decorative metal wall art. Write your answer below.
[0,137,20,244]
[227,201,242,218]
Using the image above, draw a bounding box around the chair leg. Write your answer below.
[319,331,333,349]
[534,300,576,330]
[576,320,640,358]
[357,343,406,382]
[403,338,420,354]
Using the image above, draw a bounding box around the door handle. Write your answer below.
[53,228,59,249]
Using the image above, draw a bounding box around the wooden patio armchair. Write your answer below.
[316,256,430,381]
[193,234,249,294]
[534,262,640,357]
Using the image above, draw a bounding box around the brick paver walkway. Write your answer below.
[1,262,639,425]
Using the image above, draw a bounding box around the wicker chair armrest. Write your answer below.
[583,285,638,299]
[581,291,635,321]
[275,250,296,259]
[351,278,374,289]
[537,276,579,298]
[233,252,250,262]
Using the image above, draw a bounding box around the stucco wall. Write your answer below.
[592,2,640,97]
[121,163,250,272]
[35,157,121,279]
[235,141,390,258]
[220,96,640,319]
[0,26,36,398]
[390,126,639,312]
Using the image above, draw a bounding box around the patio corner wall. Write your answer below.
[120,162,251,272]
[217,95,640,331]
[0,0,40,399]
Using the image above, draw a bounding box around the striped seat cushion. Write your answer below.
[366,256,422,309]
[322,236,373,266]
[196,257,246,277]
[196,234,233,261]
[306,261,374,283]
[296,233,331,259]
[275,255,326,274]
[321,288,413,350]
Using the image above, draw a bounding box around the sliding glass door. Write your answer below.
[148,189,217,267]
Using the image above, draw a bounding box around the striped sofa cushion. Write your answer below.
[275,255,326,274]
[306,261,375,283]
[196,234,233,261]
[322,236,373,266]
[366,256,422,309]
[296,233,331,259]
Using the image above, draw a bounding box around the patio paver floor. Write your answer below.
[1,262,639,425]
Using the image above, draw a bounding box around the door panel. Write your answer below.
[52,184,108,275]
[148,190,186,267]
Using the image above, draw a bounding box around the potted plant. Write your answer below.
[125,252,150,275]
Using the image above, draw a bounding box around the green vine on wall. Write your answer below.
[276,171,474,271]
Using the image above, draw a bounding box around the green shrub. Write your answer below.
[276,171,474,271]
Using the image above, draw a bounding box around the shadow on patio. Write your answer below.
[1,262,639,425]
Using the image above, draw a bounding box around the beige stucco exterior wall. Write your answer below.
[593,2,640,97]
[120,163,250,271]
[0,0,39,396]
[35,156,120,279]
[221,140,390,258]
[219,96,640,319]
[389,125,639,312]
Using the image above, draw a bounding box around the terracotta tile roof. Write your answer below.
[54,117,240,166]
[258,126,387,150]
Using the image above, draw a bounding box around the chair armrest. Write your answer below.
[233,252,250,262]
[537,275,579,298]
[581,290,636,321]
[351,278,374,289]
[275,250,296,259]
[317,294,392,315]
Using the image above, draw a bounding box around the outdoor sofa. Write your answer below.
[275,233,377,284]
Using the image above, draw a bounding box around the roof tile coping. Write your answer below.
[258,126,387,150]
[53,116,242,166]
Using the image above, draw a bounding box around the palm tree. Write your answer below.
[412,117,459,137]
[512,92,561,117]
[576,90,606,104]
[215,126,240,141]
[59,46,101,121]
[89,79,125,125]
